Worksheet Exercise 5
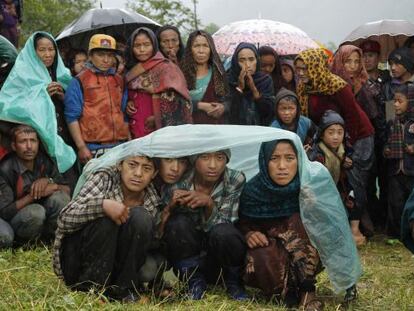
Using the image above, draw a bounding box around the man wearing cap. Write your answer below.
[64,34,129,164]
[160,150,248,301]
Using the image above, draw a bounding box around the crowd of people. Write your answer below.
[0,21,413,310]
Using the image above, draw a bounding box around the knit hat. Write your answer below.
[190,149,231,164]
[388,47,414,73]
[359,40,381,54]
[88,34,117,52]
[319,110,345,132]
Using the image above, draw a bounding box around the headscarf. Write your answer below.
[258,46,283,94]
[295,48,347,116]
[180,30,228,97]
[125,27,159,70]
[0,31,75,172]
[239,139,300,219]
[156,25,185,62]
[125,27,191,129]
[331,45,368,94]
[125,27,188,100]
[228,42,274,124]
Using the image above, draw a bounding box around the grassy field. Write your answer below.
[1,235,414,310]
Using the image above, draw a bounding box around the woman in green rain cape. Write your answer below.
[0,31,75,173]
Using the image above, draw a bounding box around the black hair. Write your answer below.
[33,33,58,80]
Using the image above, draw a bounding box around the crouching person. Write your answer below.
[53,155,162,302]
[160,150,248,300]
[0,125,70,248]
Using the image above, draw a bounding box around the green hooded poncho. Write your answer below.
[0,31,75,172]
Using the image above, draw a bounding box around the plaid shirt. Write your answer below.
[53,166,162,278]
[167,167,245,232]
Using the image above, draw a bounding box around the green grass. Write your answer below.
[1,235,414,310]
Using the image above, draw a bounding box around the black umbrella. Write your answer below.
[56,8,160,50]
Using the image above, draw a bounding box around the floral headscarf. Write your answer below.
[295,48,347,116]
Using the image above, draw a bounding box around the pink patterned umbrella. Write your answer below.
[212,19,318,57]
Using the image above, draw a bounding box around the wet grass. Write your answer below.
[1,235,414,310]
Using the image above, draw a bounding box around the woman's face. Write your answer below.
[191,35,211,66]
[133,33,154,62]
[267,142,298,186]
[159,158,188,184]
[260,54,276,75]
[281,64,294,83]
[344,51,361,77]
[36,37,56,68]
[73,52,87,75]
[238,48,257,74]
[159,29,180,58]
[295,59,310,84]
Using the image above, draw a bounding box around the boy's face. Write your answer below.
[393,92,409,115]
[321,124,345,150]
[390,61,409,79]
[363,51,379,72]
[120,156,157,194]
[277,98,297,126]
[159,158,188,184]
[195,152,227,183]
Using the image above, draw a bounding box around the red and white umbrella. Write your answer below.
[212,19,318,57]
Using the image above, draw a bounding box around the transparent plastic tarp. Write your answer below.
[76,124,362,292]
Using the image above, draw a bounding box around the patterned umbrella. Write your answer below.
[340,19,414,62]
[212,19,318,57]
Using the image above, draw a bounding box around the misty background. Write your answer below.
[98,0,414,46]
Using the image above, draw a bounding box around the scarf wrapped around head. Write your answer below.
[331,45,368,95]
[258,45,283,94]
[228,42,273,94]
[295,48,347,116]
[180,30,229,98]
[239,139,300,219]
[0,31,75,172]
[156,25,185,62]
[125,27,190,100]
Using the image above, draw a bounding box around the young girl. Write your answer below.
[280,58,296,92]
[270,88,317,147]
[384,84,414,237]
[308,110,366,245]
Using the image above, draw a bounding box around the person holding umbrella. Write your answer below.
[64,34,129,163]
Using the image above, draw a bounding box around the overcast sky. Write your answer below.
[98,0,414,45]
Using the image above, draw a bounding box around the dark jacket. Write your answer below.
[0,151,66,220]
[385,119,414,176]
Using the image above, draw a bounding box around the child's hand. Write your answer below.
[384,147,391,157]
[303,144,312,152]
[343,156,353,169]
[405,144,414,155]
